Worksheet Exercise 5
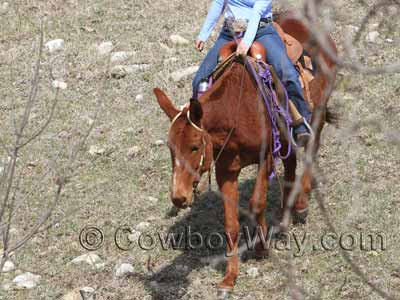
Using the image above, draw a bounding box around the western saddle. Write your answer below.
[213,21,315,124]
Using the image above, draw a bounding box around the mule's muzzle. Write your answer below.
[172,196,189,209]
[171,192,194,209]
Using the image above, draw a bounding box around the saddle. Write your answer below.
[214,22,315,123]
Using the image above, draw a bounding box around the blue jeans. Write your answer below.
[192,24,311,120]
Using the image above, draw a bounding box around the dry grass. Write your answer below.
[0,0,399,299]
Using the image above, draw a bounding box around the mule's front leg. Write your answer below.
[216,167,240,294]
[249,159,271,258]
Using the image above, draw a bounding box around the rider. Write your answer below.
[192,0,312,145]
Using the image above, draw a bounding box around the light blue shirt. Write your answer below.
[198,0,273,46]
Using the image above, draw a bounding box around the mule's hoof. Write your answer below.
[292,208,308,225]
[217,288,232,299]
[255,249,269,260]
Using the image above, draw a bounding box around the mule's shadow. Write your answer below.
[137,175,282,299]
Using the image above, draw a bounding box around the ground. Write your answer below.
[0,0,399,299]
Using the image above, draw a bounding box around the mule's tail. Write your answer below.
[326,107,340,127]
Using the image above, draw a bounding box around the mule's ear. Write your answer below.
[153,88,180,121]
[189,98,203,125]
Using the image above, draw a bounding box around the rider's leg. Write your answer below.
[255,24,312,143]
[192,29,232,98]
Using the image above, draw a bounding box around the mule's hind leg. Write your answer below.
[293,121,324,224]
[282,152,309,225]
[248,158,272,258]
[215,165,240,294]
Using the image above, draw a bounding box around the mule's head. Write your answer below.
[154,88,213,209]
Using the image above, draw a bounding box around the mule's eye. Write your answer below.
[191,146,200,152]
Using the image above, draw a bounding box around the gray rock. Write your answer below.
[160,43,174,54]
[1,260,15,272]
[170,34,189,45]
[127,146,140,158]
[128,230,142,243]
[246,267,259,278]
[0,2,9,15]
[176,264,189,272]
[62,290,81,300]
[97,41,114,56]
[115,263,134,278]
[111,51,135,63]
[171,66,199,82]
[80,286,96,300]
[71,253,103,269]
[111,64,151,78]
[366,31,380,43]
[154,139,165,146]
[136,222,150,231]
[45,39,65,53]
[148,196,158,205]
[344,25,359,39]
[1,281,12,291]
[135,94,144,102]
[88,145,106,156]
[13,272,41,289]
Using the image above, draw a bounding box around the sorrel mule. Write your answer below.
[154,12,337,296]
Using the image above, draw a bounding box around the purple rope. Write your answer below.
[244,58,293,179]
[231,33,293,178]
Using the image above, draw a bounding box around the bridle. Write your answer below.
[169,108,209,191]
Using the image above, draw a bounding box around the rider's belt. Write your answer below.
[223,16,273,33]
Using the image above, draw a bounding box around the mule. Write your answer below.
[154,12,337,296]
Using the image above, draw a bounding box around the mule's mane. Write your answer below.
[200,61,256,106]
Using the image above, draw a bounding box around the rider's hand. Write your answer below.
[195,39,205,52]
[236,41,250,57]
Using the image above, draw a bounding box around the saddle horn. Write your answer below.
[219,40,267,62]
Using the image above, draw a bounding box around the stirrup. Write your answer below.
[303,118,315,138]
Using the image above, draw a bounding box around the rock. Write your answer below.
[246,267,259,278]
[97,41,113,56]
[62,287,95,300]
[127,146,140,158]
[164,57,178,65]
[128,230,141,243]
[62,290,81,300]
[170,34,189,45]
[176,264,189,272]
[13,272,41,289]
[366,31,380,43]
[115,263,134,278]
[71,253,103,268]
[344,25,359,38]
[135,94,144,102]
[111,51,135,63]
[154,139,165,146]
[52,80,68,90]
[1,281,12,291]
[111,64,151,79]
[45,39,65,53]
[81,26,95,33]
[1,260,15,272]
[136,222,150,231]
[0,2,9,14]
[149,281,159,289]
[170,66,199,82]
[148,196,158,205]
[160,43,174,54]
[80,286,95,300]
[88,145,106,156]
[368,23,379,30]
